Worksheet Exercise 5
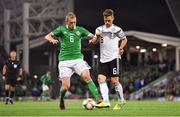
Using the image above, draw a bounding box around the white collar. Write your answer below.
[104,24,114,29]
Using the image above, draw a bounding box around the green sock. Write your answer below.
[86,80,100,100]
[60,89,66,103]
[41,91,49,97]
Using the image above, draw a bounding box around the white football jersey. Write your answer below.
[96,24,125,63]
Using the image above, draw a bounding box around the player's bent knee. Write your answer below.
[81,72,91,81]
[82,76,91,82]
[67,83,71,89]
[111,77,119,84]
[61,82,70,90]
[62,84,70,90]
[5,85,10,90]
[98,75,106,82]
[64,82,70,90]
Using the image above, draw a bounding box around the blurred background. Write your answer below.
[0,0,180,101]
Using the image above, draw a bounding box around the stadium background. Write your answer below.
[0,0,180,116]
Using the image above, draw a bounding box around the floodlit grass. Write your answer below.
[0,100,180,116]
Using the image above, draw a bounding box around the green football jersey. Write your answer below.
[52,25,90,61]
[40,74,52,86]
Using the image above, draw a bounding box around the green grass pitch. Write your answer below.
[0,100,180,116]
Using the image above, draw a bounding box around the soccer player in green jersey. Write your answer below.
[40,70,52,101]
[45,12,104,110]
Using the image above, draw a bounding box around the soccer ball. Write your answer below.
[82,98,96,110]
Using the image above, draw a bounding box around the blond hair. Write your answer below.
[65,12,76,21]
[103,9,114,18]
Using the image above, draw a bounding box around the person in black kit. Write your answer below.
[2,51,23,104]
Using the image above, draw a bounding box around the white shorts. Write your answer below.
[42,84,49,91]
[58,59,91,79]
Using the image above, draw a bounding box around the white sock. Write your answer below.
[114,82,125,102]
[99,81,109,103]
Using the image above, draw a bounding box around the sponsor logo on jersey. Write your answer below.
[76,31,80,36]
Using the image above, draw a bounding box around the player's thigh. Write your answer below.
[6,76,16,87]
[74,59,91,76]
[98,62,109,77]
[58,62,74,79]
[109,58,121,77]
[80,69,91,81]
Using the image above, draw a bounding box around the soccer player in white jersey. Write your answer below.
[91,9,127,109]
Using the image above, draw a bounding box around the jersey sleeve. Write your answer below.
[80,27,90,37]
[117,28,126,39]
[96,26,102,33]
[51,26,62,37]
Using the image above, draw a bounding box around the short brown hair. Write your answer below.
[103,9,114,17]
[65,12,76,21]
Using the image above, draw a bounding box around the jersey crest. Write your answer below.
[13,64,18,69]
[76,31,81,36]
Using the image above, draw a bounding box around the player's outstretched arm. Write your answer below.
[90,31,102,44]
[88,33,95,44]
[90,35,98,44]
[119,36,127,55]
[45,32,59,44]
